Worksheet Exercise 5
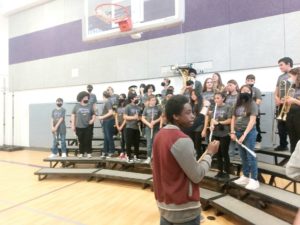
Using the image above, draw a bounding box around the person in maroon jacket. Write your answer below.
[152,95,219,225]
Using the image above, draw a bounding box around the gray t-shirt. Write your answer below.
[276,73,289,88]
[234,101,258,131]
[72,104,95,128]
[252,86,262,102]
[225,93,238,109]
[116,106,126,125]
[88,93,97,105]
[52,107,66,134]
[290,86,300,112]
[212,104,232,137]
[142,105,162,129]
[109,94,119,106]
[125,104,142,130]
[101,100,114,121]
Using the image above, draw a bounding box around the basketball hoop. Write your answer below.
[95,3,132,32]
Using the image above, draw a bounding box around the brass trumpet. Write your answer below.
[171,64,193,87]
[277,85,295,121]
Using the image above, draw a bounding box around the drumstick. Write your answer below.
[234,139,256,157]
[150,108,154,139]
[209,104,218,143]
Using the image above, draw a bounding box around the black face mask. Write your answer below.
[240,93,251,102]
[248,84,254,88]
[83,99,89,104]
[56,103,62,107]
[87,88,93,93]
[133,99,139,104]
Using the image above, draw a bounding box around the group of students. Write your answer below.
[49,57,300,188]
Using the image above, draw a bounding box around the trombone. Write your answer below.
[277,83,295,121]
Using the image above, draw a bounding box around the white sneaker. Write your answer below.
[87,154,92,158]
[144,157,151,164]
[133,155,141,162]
[245,178,260,190]
[255,142,261,149]
[78,154,83,158]
[61,153,67,158]
[48,154,58,158]
[234,176,249,185]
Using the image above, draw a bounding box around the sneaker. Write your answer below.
[119,152,126,159]
[61,153,67,158]
[101,152,106,158]
[274,145,288,151]
[127,157,134,163]
[144,157,151,164]
[200,214,206,223]
[234,176,249,185]
[87,154,92,158]
[220,173,230,180]
[133,155,141,162]
[106,153,113,158]
[48,153,58,158]
[245,178,260,190]
[214,172,223,179]
[78,154,83,158]
[255,142,261,150]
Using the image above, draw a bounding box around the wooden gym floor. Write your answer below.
[0,150,297,225]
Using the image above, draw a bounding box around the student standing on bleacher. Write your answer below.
[285,67,300,153]
[115,93,127,159]
[141,95,162,164]
[71,91,96,158]
[124,92,142,162]
[245,74,263,150]
[230,85,259,190]
[211,92,232,179]
[49,98,67,158]
[99,91,115,158]
[152,95,219,225]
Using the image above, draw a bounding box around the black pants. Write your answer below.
[190,131,204,159]
[286,110,300,153]
[277,119,288,148]
[76,126,92,154]
[213,135,231,174]
[256,116,262,143]
[120,128,126,153]
[125,128,140,159]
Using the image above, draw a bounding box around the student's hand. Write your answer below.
[51,127,56,133]
[207,140,220,155]
[209,125,214,132]
[238,134,246,144]
[230,133,237,141]
[211,119,218,125]
[148,123,153,129]
[89,120,94,125]
[150,121,155,126]
[98,116,103,120]
[286,96,295,105]
[71,126,76,133]
[201,129,207,138]
[275,97,281,106]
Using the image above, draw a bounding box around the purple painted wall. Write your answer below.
[9,0,300,65]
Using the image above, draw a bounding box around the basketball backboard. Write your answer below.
[82,0,185,41]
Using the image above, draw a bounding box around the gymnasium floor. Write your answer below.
[0,150,242,225]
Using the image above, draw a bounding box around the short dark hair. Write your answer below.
[77,91,90,102]
[165,95,189,124]
[128,92,137,101]
[56,98,63,102]
[145,84,156,93]
[87,84,93,89]
[246,74,255,80]
[278,57,293,68]
[188,68,197,75]
[103,90,111,99]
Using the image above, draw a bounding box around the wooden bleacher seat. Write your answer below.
[94,169,153,188]
[210,195,290,225]
[199,188,224,210]
[229,182,300,210]
[231,159,299,193]
[256,148,291,165]
[34,168,100,181]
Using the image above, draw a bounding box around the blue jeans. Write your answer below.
[236,128,258,180]
[160,215,200,225]
[51,132,66,154]
[103,118,115,154]
[145,126,158,157]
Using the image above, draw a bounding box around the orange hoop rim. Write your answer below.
[95,3,130,24]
